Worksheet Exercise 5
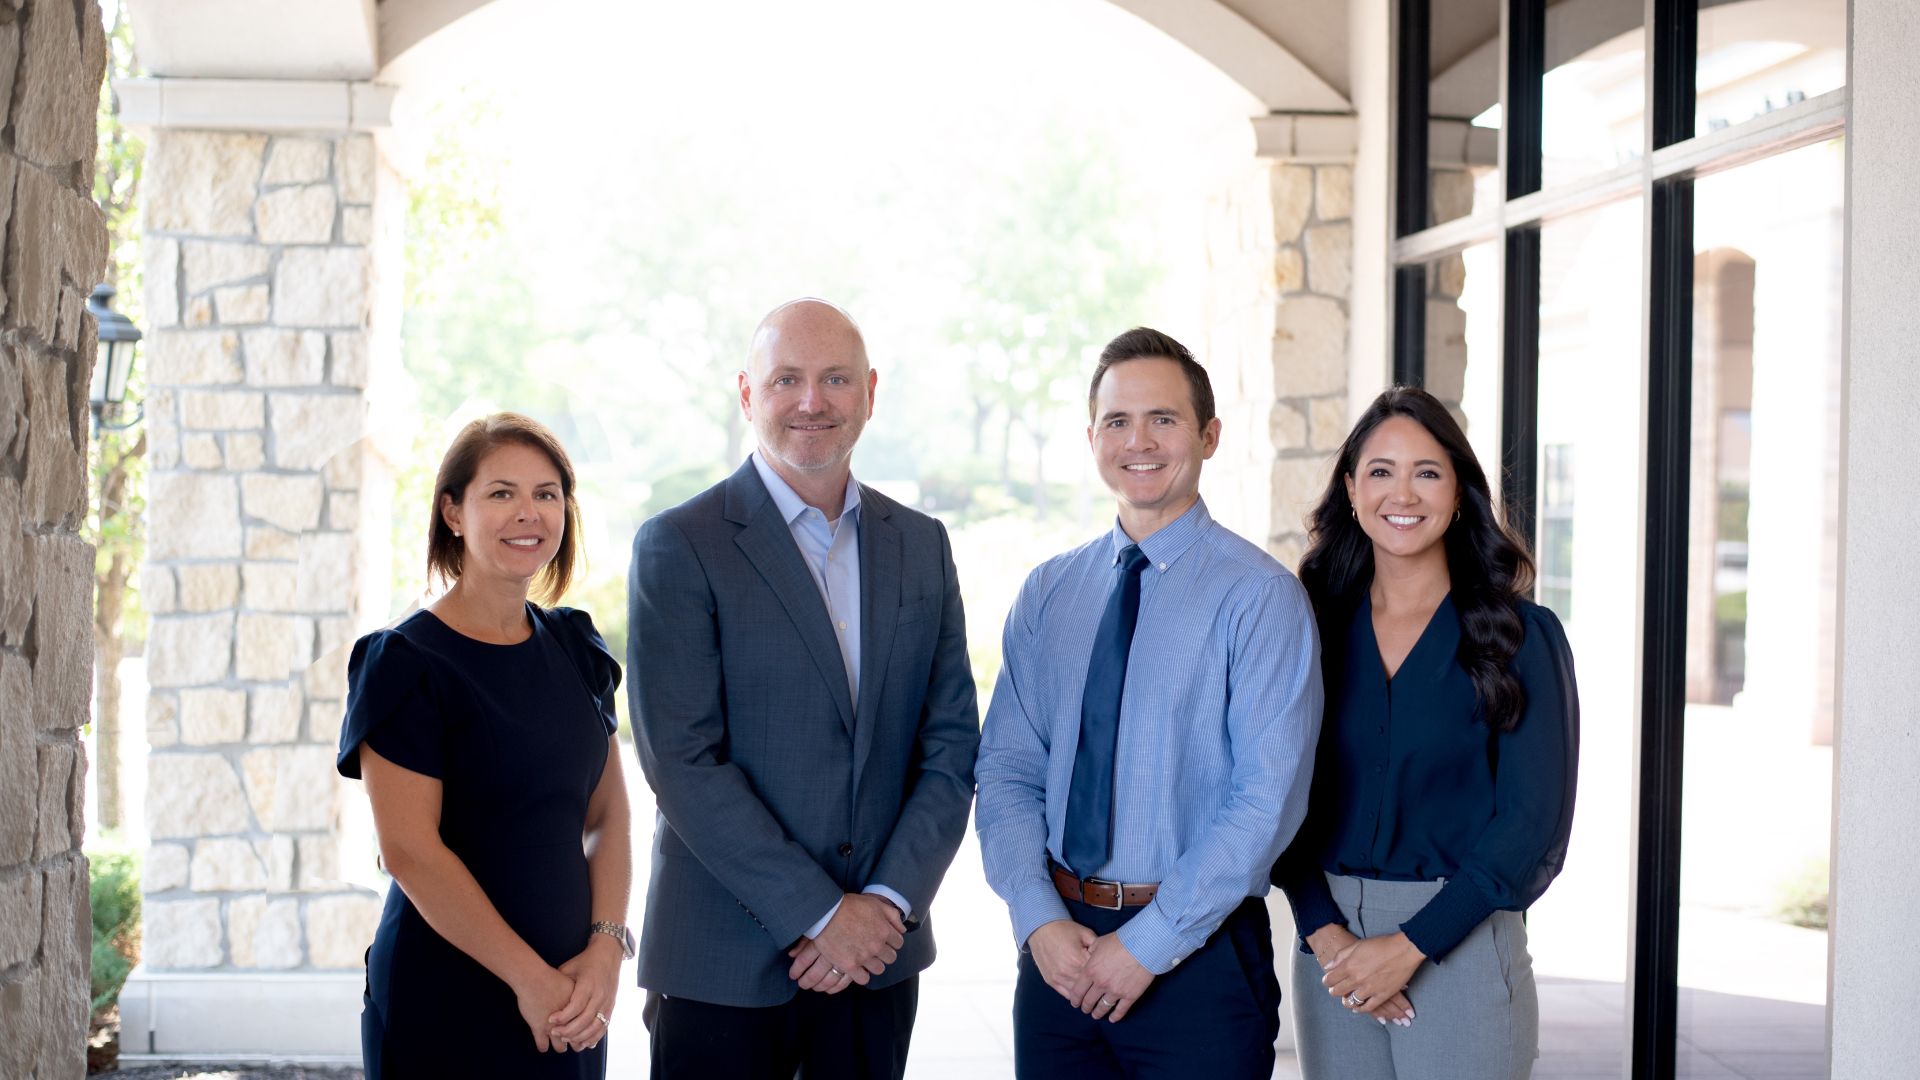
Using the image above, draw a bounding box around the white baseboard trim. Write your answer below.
[118,967,364,1058]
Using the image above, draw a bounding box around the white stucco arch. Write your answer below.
[128,0,1353,117]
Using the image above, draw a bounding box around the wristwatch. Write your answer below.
[589,921,635,959]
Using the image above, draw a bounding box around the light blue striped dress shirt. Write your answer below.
[975,498,1323,974]
[748,452,910,936]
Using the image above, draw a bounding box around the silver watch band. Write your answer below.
[589,920,634,959]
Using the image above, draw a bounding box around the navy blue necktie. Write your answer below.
[1064,544,1152,877]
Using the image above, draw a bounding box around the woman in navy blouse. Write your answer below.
[336,414,632,1078]
[1273,387,1578,1080]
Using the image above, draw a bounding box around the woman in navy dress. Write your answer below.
[337,413,632,1079]
[1273,388,1578,1079]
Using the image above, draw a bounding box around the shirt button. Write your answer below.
[838,843,854,857]
[1158,562,1168,572]
[1373,765,1383,774]
[837,621,847,630]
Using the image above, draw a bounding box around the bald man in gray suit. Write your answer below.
[628,299,979,1079]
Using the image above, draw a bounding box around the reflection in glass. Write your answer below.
[1451,200,1642,1077]
[1697,0,1846,136]
[1428,0,1501,226]
[1542,0,1645,188]
[1431,241,1501,481]
[1676,138,1842,1080]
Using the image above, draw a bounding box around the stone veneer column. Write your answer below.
[1265,160,1356,569]
[122,122,386,1054]
[0,0,112,1075]
[1198,145,1356,570]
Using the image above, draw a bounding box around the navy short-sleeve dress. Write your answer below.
[336,604,621,1080]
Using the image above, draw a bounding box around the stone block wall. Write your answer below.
[1199,157,1356,573]
[0,0,112,1075]
[137,129,381,976]
[1266,162,1355,570]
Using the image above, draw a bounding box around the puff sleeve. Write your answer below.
[554,607,622,738]
[336,630,446,780]
[1398,602,1580,959]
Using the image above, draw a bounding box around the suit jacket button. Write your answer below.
[838,843,854,857]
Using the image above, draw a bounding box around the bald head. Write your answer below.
[739,297,877,483]
[746,297,868,380]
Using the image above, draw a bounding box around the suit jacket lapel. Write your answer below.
[854,489,901,780]
[726,463,856,736]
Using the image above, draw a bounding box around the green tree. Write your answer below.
[89,0,144,831]
[945,126,1159,521]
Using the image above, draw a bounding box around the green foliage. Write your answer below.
[1714,588,1747,626]
[1717,482,1749,544]
[88,845,142,1013]
[1776,857,1829,930]
[90,0,148,642]
[943,123,1160,520]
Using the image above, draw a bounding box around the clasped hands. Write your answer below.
[1308,923,1421,1027]
[787,892,906,994]
[513,932,623,1053]
[1028,918,1154,1023]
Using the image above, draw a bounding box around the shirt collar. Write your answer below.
[751,450,862,527]
[1106,496,1212,573]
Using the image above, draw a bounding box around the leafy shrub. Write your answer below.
[88,848,141,1014]
[1776,858,1829,931]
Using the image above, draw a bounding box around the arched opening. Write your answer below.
[112,0,1366,1067]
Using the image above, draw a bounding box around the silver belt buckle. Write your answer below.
[1084,876,1125,910]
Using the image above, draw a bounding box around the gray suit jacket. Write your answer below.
[628,458,980,1007]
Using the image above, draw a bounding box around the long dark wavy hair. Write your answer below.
[1299,387,1537,731]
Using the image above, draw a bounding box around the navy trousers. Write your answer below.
[1013,895,1281,1079]
[645,977,918,1080]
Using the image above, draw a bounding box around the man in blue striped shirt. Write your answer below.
[976,328,1323,1077]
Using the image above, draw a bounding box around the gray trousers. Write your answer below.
[1290,875,1538,1080]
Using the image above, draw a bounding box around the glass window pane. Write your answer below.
[1419,241,1502,475]
[1530,196,1644,1076]
[1443,199,1642,1076]
[1429,0,1502,226]
[1677,137,1842,1080]
[1697,0,1846,135]
[1542,0,1646,188]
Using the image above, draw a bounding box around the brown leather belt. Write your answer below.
[1051,862,1159,910]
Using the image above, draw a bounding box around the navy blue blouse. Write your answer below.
[1273,593,1578,960]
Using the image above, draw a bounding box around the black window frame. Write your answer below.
[1388,1,1846,1077]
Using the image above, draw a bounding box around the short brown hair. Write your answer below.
[1087,327,1216,427]
[426,413,583,605]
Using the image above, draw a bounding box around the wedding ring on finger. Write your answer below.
[594,1011,608,1026]
[1343,992,1368,1007]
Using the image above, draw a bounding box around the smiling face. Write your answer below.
[440,440,567,589]
[739,301,876,479]
[1344,414,1460,565]
[1089,356,1221,540]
